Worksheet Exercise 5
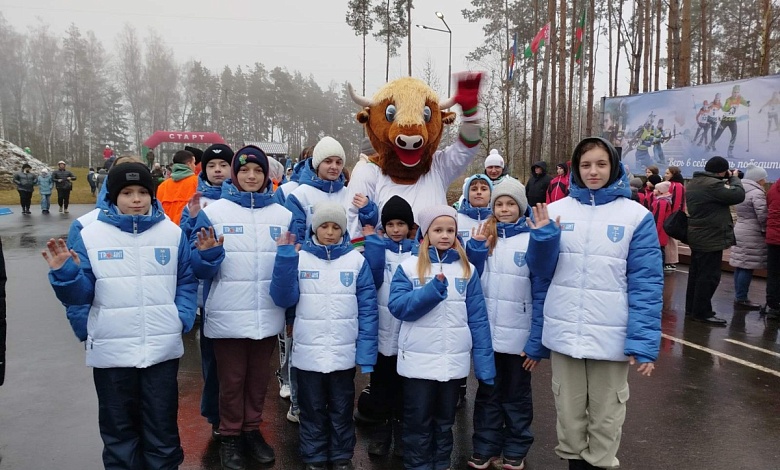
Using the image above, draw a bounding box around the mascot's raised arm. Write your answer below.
[346,72,484,246]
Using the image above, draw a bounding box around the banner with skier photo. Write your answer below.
[602,74,780,181]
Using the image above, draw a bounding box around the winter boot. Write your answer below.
[242,429,275,464]
[367,420,391,456]
[392,418,404,457]
[219,435,246,470]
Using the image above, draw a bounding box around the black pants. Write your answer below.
[368,353,404,442]
[17,190,32,212]
[767,244,780,309]
[57,188,71,209]
[199,323,219,425]
[472,353,534,460]
[93,359,183,470]
[685,249,723,318]
[296,367,356,464]
[713,119,738,150]
[402,377,464,470]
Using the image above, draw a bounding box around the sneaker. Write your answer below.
[502,457,526,470]
[332,460,354,470]
[211,424,221,440]
[468,454,498,469]
[242,429,275,464]
[304,463,327,470]
[286,405,300,423]
[663,264,676,272]
[64,209,69,214]
[58,207,63,213]
[279,383,291,399]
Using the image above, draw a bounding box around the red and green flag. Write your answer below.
[574,10,586,63]
[524,23,550,58]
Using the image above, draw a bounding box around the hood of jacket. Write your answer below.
[568,136,631,205]
[220,179,276,209]
[530,161,548,178]
[459,174,493,221]
[290,159,307,184]
[301,227,354,260]
[170,163,195,182]
[297,159,345,193]
[197,171,222,200]
[97,200,167,233]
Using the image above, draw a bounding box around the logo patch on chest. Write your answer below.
[413,277,433,288]
[458,230,470,238]
[154,248,171,266]
[455,277,468,295]
[514,251,527,267]
[607,225,625,243]
[340,272,355,287]
[222,225,244,235]
[560,223,575,231]
[269,226,282,241]
[300,271,320,280]
[98,250,124,260]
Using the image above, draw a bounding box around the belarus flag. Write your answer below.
[524,23,550,58]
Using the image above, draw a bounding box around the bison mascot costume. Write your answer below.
[346,72,483,245]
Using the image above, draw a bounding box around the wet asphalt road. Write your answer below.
[1,204,780,470]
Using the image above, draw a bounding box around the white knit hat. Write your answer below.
[417,205,457,237]
[485,149,505,169]
[312,136,345,170]
[744,164,768,183]
[311,202,347,233]
[491,177,528,215]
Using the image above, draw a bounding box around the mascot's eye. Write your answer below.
[423,106,432,122]
[385,104,397,122]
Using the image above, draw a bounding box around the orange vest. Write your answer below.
[156,174,198,226]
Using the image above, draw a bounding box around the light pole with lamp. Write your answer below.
[415,11,452,97]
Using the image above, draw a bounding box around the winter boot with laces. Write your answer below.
[219,435,246,470]
[242,429,275,464]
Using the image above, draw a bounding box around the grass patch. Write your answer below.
[0,167,97,206]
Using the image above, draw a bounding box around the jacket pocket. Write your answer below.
[617,383,630,404]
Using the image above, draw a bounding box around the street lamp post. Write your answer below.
[415,11,452,97]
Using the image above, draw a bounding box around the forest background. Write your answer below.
[0,0,777,181]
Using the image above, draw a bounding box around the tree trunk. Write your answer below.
[586,0,595,135]
[642,0,651,92]
[567,0,577,150]
[407,0,412,76]
[678,0,691,87]
[530,0,540,162]
[654,0,661,90]
[630,0,644,95]
[549,0,558,159]
[667,0,677,88]
[558,0,568,158]
[760,0,772,76]
[608,1,613,97]
[385,0,391,82]
[700,0,709,84]
[614,0,624,96]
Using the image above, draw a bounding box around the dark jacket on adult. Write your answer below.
[686,171,745,252]
[1,237,6,386]
[12,171,37,192]
[766,180,780,246]
[52,169,76,190]
[525,161,553,207]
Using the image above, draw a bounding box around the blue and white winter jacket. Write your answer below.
[270,230,378,373]
[539,161,663,363]
[284,161,377,242]
[466,217,559,360]
[190,179,293,340]
[48,202,198,368]
[364,234,415,356]
[388,245,495,383]
[37,173,54,195]
[272,159,307,204]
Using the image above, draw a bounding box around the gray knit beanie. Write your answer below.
[311,202,347,233]
[490,177,528,215]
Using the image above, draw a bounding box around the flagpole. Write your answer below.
[577,7,587,141]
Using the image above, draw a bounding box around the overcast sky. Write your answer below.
[0,0,621,99]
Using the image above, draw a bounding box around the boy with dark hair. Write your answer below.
[43,162,198,469]
[157,149,199,225]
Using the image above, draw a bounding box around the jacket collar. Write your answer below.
[197,172,222,200]
[97,200,166,234]
[298,160,345,193]
[301,230,353,260]
[425,244,462,265]
[383,236,415,254]
[569,166,631,206]
[495,217,530,238]
[220,179,275,208]
[458,198,492,221]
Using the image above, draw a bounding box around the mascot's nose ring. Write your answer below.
[395,134,424,149]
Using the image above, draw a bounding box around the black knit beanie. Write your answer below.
[107,162,155,205]
[381,196,415,229]
[202,144,234,168]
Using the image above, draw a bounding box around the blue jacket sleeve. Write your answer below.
[48,233,95,340]
[272,187,287,205]
[465,238,489,277]
[465,271,496,384]
[357,199,379,227]
[175,231,199,333]
[189,211,225,280]
[362,234,386,289]
[355,260,379,372]
[284,194,308,243]
[524,272,551,361]
[388,266,447,321]
[624,213,663,363]
[270,245,300,309]
[179,205,193,240]
[66,219,86,249]
[526,222,561,281]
